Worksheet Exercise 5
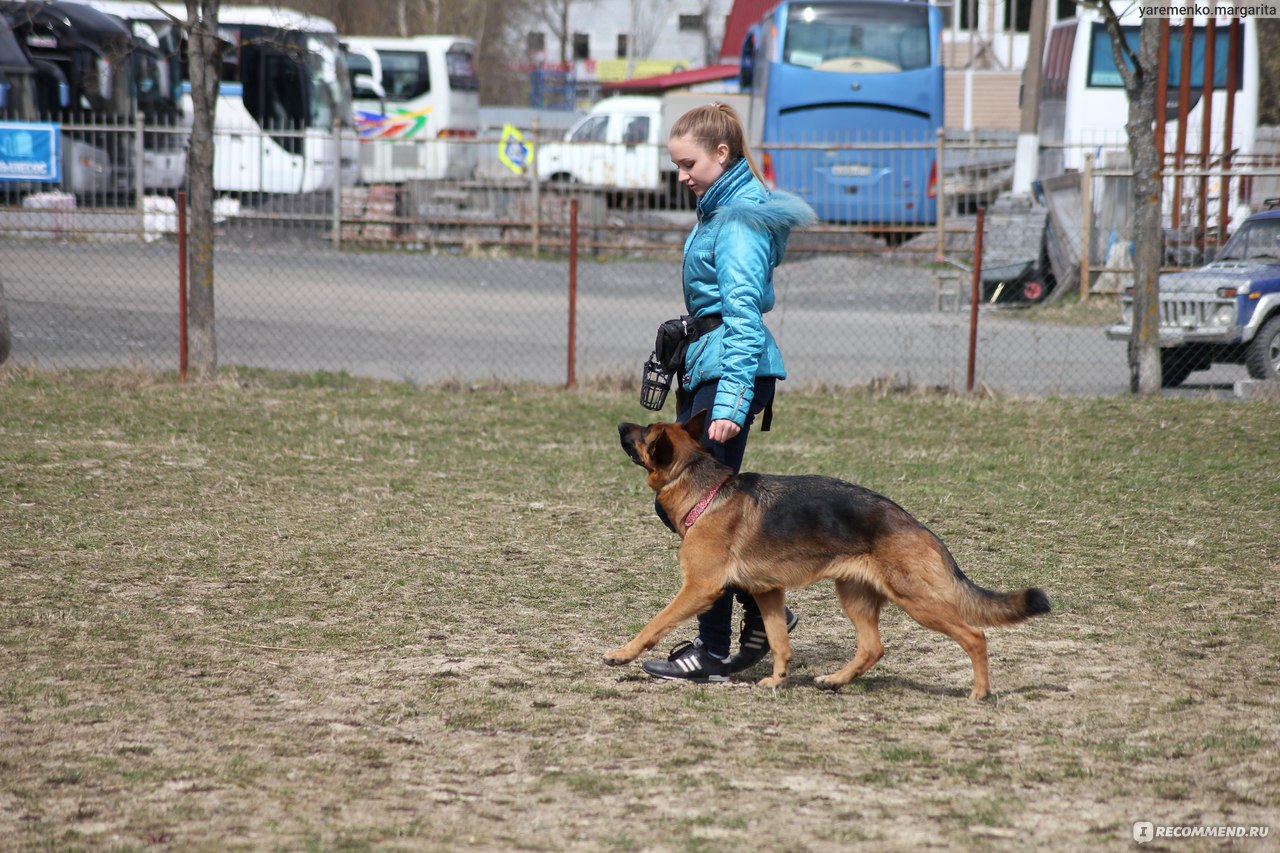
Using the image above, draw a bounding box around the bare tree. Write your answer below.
[632,0,669,59]
[1088,1,1163,392]
[527,0,574,65]
[178,0,222,377]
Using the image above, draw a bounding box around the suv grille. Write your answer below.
[1160,297,1228,328]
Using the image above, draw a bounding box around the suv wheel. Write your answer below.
[1245,315,1280,382]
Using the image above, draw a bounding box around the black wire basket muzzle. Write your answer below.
[640,353,673,411]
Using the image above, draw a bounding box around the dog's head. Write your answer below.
[618,410,709,488]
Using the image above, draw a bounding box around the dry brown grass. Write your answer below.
[1,368,1277,850]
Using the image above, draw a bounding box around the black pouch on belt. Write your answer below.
[653,314,722,377]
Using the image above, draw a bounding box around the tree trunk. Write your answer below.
[1100,4,1164,393]
[1126,19,1164,394]
[184,0,221,377]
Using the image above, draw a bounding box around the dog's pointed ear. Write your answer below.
[683,409,709,441]
[649,429,674,471]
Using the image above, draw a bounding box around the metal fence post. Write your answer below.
[567,198,578,388]
[1081,151,1093,301]
[135,112,146,242]
[966,206,985,393]
[331,119,342,248]
[531,117,541,256]
[935,127,945,264]
[177,189,188,384]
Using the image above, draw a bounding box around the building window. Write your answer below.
[678,14,705,32]
[527,32,545,54]
[1004,0,1032,33]
[617,33,628,59]
[1056,0,1076,22]
[573,32,590,60]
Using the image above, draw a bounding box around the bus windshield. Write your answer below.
[1087,22,1242,90]
[783,2,930,73]
[307,35,351,128]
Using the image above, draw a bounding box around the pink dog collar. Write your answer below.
[683,476,731,529]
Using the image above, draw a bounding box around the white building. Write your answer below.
[520,0,736,78]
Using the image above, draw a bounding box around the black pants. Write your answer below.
[654,376,776,658]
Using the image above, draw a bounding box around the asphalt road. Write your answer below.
[0,238,1250,396]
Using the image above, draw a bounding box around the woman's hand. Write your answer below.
[706,418,741,443]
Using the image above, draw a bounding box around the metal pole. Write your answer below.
[531,116,541,256]
[1197,18,1216,255]
[966,206,985,393]
[567,198,578,388]
[1172,17,1195,229]
[1221,17,1240,240]
[177,190,188,384]
[1156,20,1170,183]
[331,118,342,248]
[1081,151,1093,301]
[135,111,145,241]
[934,127,945,264]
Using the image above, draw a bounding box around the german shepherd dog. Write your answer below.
[607,411,1050,699]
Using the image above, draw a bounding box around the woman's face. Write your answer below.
[668,134,729,197]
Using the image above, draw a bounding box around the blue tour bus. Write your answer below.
[739,0,944,231]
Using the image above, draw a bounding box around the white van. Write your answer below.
[535,93,748,192]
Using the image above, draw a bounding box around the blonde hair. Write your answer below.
[669,102,765,184]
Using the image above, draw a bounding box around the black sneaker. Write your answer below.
[641,640,730,682]
[726,608,799,674]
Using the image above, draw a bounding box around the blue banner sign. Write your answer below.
[0,122,61,183]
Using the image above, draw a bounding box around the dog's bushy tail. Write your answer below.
[951,559,1051,626]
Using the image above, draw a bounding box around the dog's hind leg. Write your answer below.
[753,588,792,688]
[896,599,991,700]
[815,579,886,691]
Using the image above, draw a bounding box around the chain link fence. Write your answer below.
[3,124,1278,395]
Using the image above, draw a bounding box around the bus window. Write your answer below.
[445,44,478,91]
[1086,23,1243,90]
[377,50,429,101]
[783,3,930,73]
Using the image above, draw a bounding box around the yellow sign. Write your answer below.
[498,123,532,175]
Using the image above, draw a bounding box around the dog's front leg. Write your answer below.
[604,559,725,666]
[752,588,792,688]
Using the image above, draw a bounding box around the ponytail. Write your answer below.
[669,102,765,185]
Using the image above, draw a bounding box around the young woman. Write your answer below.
[642,103,816,682]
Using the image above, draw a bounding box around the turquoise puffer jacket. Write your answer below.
[680,157,816,426]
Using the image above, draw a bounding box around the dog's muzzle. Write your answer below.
[618,423,646,467]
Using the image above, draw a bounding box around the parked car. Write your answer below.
[1106,201,1280,387]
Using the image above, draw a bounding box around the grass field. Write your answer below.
[2,368,1278,851]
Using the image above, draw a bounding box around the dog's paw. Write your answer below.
[603,650,634,666]
[756,675,789,689]
[813,676,844,692]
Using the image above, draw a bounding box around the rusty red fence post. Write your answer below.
[177,190,188,384]
[567,198,578,389]
[966,206,985,393]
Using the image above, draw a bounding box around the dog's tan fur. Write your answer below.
[606,412,1050,699]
